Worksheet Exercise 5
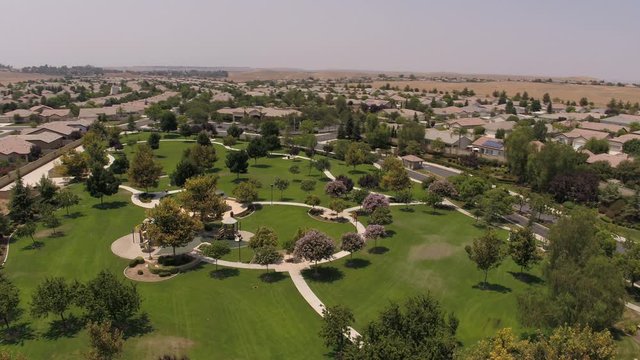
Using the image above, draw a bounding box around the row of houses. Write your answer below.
[0,119,93,161]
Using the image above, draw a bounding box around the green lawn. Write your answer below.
[220,204,354,262]
[1,185,325,359]
[305,205,543,347]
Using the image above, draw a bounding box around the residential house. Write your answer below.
[0,136,33,161]
[608,133,640,154]
[600,114,640,126]
[433,106,466,118]
[446,117,488,129]
[554,128,611,150]
[470,136,505,157]
[424,128,472,151]
[484,121,516,138]
[584,151,631,168]
[16,132,64,150]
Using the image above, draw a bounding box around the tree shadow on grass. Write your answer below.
[155,154,167,159]
[399,207,415,213]
[368,246,389,255]
[47,231,65,239]
[252,164,271,169]
[92,201,128,210]
[421,209,444,216]
[43,315,85,340]
[302,267,344,283]
[179,261,205,274]
[259,271,287,283]
[1,322,36,345]
[347,169,366,175]
[64,211,84,219]
[345,258,371,269]
[508,271,544,285]
[21,241,45,250]
[122,313,154,339]
[472,282,512,293]
[209,268,239,280]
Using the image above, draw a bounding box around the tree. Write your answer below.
[253,245,283,272]
[232,181,259,204]
[86,321,124,360]
[320,305,355,356]
[0,277,21,329]
[527,142,584,191]
[380,157,411,191]
[340,232,364,259]
[15,221,37,246]
[41,205,62,236]
[518,209,625,331]
[109,154,129,175]
[36,175,58,204]
[200,242,230,271]
[31,277,76,324]
[428,179,457,198]
[465,230,505,287]
[325,180,347,198]
[196,131,211,146]
[344,294,458,359]
[170,158,201,187]
[505,126,534,181]
[249,226,278,250]
[226,150,249,179]
[548,170,599,203]
[146,198,203,257]
[622,138,640,156]
[452,127,469,149]
[159,110,177,132]
[300,180,316,194]
[477,188,514,224]
[59,150,88,180]
[394,189,413,209]
[288,165,300,175]
[335,175,354,192]
[533,120,547,141]
[86,167,120,205]
[617,238,640,288]
[369,206,392,225]
[9,175,33,224]
[246,138,268,164]
[147,132,161,149]
[128,144,162,192]
[260,121,281,150]
[82,131,108,169]
[227,124,243,138]
[423,191,443,212]
[583,138,609,154]
[314,158,331,173]
[328,199,348,215]
[273,177,290,200]
[127,115,136,132]
[293,229,335,267]
[180,175,226,222]
[305,194,321,208]
[509,227,541,273]
[344,142,366,169]
[184,144,217,171]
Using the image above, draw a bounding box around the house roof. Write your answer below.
[585,152,630,168]
[578,121,627,133]
[600,114,640,126]
[447,117,487,128]
[0,136,33,155]
[17,132,64,144]
[401,155,423,163]
[424,128,471,145]
[472,136,504,150]
[609,133,640,144]
[559,128,610,140]
[40,108,71,118]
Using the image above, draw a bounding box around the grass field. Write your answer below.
[371,80,640,106]
[1,185,326,359]
[306,205,543,346]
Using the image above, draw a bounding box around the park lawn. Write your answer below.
[220,204,354,262]
[305,205,544,347]
[1,184,325,359]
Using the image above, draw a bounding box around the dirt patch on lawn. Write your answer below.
[408,243,457,261]
[134,335,195,358]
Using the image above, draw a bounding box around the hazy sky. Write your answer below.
[2,0,639,81]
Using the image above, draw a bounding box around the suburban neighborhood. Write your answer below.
[0,1,640,359]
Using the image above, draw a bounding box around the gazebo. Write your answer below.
[218,217,239,240]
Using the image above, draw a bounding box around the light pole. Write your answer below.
[270,184,274,205]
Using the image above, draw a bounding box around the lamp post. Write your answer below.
[270,184,274,205]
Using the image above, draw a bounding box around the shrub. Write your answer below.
[351,189,370,204]
[335,175,354,192]
[157,254,193,266]
[137,269,143,275]
[223,135,236,146]
[369,207,393,225]
[361,193,389,213]
[358,174,379,189]
[128,257,145,268]
[420,175,437,189]
[325,180,348,198]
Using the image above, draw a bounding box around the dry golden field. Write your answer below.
[0,71,55,84]
[371,80,640,106]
